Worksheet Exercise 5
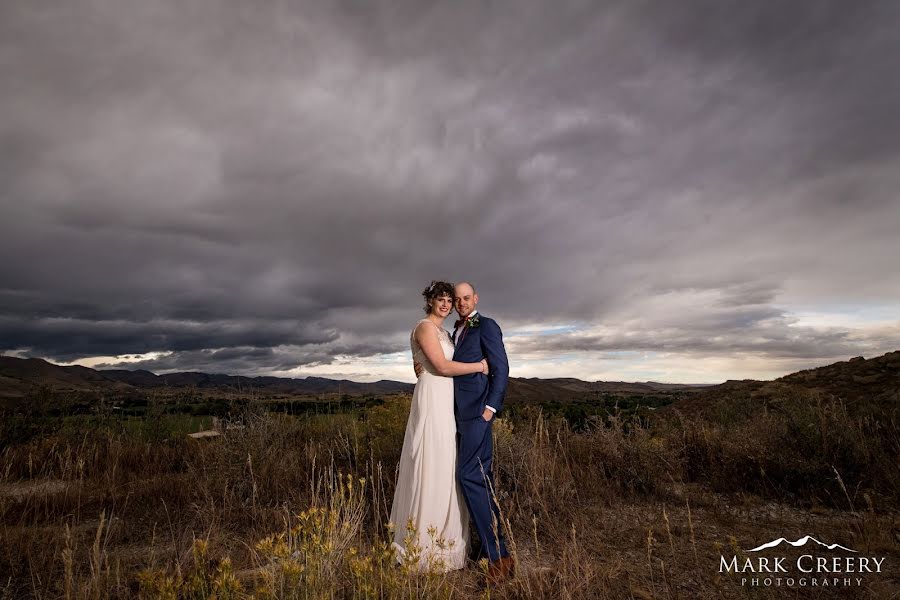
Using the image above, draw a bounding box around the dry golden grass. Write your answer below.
[0,396,898,599]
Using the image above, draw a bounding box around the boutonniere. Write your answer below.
[466,314,480,329]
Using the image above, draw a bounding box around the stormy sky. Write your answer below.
[2,0,899,383]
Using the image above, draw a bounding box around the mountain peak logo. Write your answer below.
[747,535,858,554]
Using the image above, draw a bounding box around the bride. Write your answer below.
[388,280,489,571]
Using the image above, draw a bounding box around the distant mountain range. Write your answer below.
[2,351,897,409]
[0,355,711,401]
[0,356,414,399]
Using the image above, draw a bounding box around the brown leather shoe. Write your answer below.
[486,555,515,585]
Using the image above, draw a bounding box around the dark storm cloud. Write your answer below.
[0,314,340,362]
[1,0,899,375]
[92,347,295,376]
[91,338,394,375]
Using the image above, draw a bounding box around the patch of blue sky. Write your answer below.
[788,302,900,327]
[353,352,408,365]
[527,353,581,364]
[794,301,898,315]
[507,324,581,337]
[601,350,650,359]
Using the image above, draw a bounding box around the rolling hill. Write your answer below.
[667,350,900,416]
[2,351,897,411]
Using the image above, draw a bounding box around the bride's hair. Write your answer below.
[422,280,454,313]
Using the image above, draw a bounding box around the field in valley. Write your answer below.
[1,353,899,599]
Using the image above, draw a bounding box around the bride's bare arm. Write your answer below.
[415,322,487,377]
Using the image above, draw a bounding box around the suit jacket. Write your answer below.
[452,314,509,421]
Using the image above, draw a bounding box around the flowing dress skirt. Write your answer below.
[389,349,469,571]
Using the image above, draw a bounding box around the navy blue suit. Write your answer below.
[452,314,510,561]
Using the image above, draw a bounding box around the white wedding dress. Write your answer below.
[389,319,469,571]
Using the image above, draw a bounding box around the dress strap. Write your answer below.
[415,318,436,328]
[415,318,447,339]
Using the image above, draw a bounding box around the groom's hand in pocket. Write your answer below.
[481,408,494,422]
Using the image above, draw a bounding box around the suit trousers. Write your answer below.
[456,415,509,562]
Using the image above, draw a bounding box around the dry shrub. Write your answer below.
[496,409,678,533]
[579,414,677,499]
[668,393,900,507]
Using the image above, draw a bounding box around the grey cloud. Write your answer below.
[1,0,899,374]
[94,348,307,376]
[93,335,399,375]
[0,315,340,363]
[508,314,900,362]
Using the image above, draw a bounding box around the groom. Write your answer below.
[450,281,514,581]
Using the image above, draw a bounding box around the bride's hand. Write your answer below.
[480,359,490,375]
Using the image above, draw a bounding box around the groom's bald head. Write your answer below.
[454,282,478,318]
